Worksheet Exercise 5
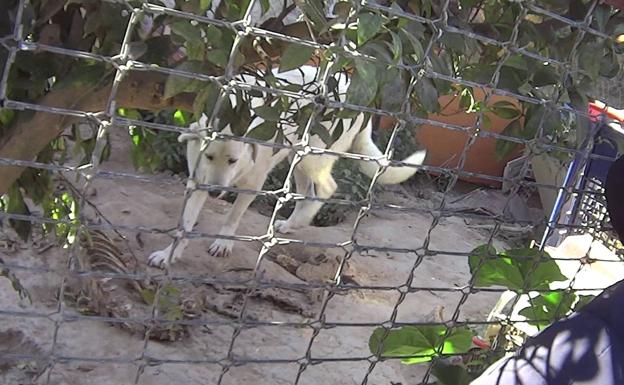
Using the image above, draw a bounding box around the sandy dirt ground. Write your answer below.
[0,128,523,385]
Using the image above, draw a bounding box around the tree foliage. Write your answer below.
[0,2,620,383]
[0,0,622,239]
[369,244,597,384]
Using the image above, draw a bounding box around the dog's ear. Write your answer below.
[247,143,258,164]
[197,113,208,129]
[181,113,209,142]
[178,132,198,143]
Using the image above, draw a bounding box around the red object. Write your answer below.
[472,336,491,349]
[381,88,525,188]
[588,101,624,123]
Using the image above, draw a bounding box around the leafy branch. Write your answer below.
[1,0,623,244]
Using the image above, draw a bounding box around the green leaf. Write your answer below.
[389,31,403,62]
[505,248,567,290]
[399,29,425,62]
[164,61,205,99]
[140,288,156,305]
[199,0,213,12]
[117,108,142,120]
[491,100,521,119]
[0,108,15,127]
[369,325,474,364]
[346,60,378,107]
[415,77,439,112]
[278,44,315,73]
[459,88,475,111]
[333,1,352,19]
[331,120,344,145]
[6,185,32,241]
[254,105,282,121]
[495,119,522,160]
[519,291,576,329]
[205,24,225,46]
[53,61,109,91]
[224,92,252,136]
[247,121,278,141]
[578,43,602,80]
[379,67,406,112]
[357,12,383,46]
[469,245,524,291]
[360,40,393,63]
[193,82,220,119]
[173,109,191,126]
[297,0,329,33]
[311,122,332,145]
[206,48,229,68]
[440,32,466,53]
[294,104,316,138]
[273,128,285,155]
[574,294,596,311]
[464,64,495,84]
[591,4,610,33]
[469,245,567,292]
[599,50,620,78]
[171,20,203,43]
[186,40,205,61]
[532,65,560,87]
[431,363,474,385]
[503,55,528,71]
[459,0,480,7]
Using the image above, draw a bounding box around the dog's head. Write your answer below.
[179,114,257,197]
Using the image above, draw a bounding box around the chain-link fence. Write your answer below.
[1,0,624,384]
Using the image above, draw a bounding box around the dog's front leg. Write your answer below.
[148,183,208,268]
[208,173,269,257]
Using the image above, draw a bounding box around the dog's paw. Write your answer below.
[148,248,173,269]
[274,220,298,234]
[208,239,233,257]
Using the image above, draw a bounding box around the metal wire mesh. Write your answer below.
[1,0,624,384]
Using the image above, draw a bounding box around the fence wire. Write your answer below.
[1,0,623,384]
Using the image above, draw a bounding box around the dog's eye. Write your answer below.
[205,155,214,161]
[228,158,237,165]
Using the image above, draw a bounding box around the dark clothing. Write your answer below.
[472,154,624,385]
[471,279,624,385]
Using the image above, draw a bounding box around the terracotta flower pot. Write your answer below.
[380,88,525,188]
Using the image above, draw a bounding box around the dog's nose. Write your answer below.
[208,190,221,198]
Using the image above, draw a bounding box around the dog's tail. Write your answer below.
[352,121,426,185]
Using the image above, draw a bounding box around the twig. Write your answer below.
[467,223,534,233]
[57,172,139,263]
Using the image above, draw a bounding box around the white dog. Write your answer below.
[148,65,427,267]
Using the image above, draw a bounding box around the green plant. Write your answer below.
[369,324,474,364]
[367,244,598,384]
[469,245,567,292]
[469,244,596,328]
[120,108,188,175]
[0,125,92,246]
[368,323,481,385]
[139,283,187,340]
[2,0,622,241]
